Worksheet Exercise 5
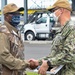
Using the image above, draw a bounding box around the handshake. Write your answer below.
[28,59,50,75]
[28,59,39,70]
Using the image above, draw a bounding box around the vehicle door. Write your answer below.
[34,15,50,33]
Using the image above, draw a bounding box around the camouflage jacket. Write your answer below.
[39,20,75,75]
[0,21,29,75]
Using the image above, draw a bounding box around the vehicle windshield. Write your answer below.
[32,13,49,23]
[35,17,47,24]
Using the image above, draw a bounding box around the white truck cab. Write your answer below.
[24,11,57,41]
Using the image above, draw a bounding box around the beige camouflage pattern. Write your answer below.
[0,21,29,75]
[40,20,75,75]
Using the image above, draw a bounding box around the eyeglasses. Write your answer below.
[7,12,20,15]
[51,7,60,12]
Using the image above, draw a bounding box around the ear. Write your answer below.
[60,8,64,14]
[4,14,11,22]
[4,14,8,18]
[5,16,10,20]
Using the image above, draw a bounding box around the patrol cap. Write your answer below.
[47,0,72,11]
[3,3,24,14]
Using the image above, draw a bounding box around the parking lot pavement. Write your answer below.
[24,40,52,44]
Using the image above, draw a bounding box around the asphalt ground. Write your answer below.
[24,41,52,60]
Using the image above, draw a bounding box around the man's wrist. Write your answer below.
[25,60,30,68]
[39,60,42,65]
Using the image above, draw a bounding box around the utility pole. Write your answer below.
[1,0,7,24]
[24,0,28,24]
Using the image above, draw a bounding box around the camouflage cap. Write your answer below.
[3,3,24,14]
[47,0,72,11]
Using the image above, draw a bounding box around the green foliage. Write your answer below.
[26,71,40,75]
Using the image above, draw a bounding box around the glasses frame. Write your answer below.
[51,7,60,12]
[7,12,21,15]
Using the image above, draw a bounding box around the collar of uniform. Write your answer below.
[4,21,18,33]
[4,21,21,38]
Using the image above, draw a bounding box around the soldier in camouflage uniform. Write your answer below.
[37,0,75,75]
[0,3,38,75]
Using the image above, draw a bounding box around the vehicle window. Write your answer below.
[0,17,1,21]
[50,17,54,22]
[50,16,55,27]
[36,17,47,24]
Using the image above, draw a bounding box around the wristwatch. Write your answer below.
[47,60,51,67]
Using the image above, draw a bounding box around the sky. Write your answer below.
[0,0,72,9]
[0,0,57,9]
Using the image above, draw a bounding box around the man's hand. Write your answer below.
[28,59,39,69]
[38,60,49,75]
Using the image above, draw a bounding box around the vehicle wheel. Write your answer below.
[25,31,35,41]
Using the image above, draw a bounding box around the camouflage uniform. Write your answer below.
[0,21,29,75]
[39,20,75,75]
